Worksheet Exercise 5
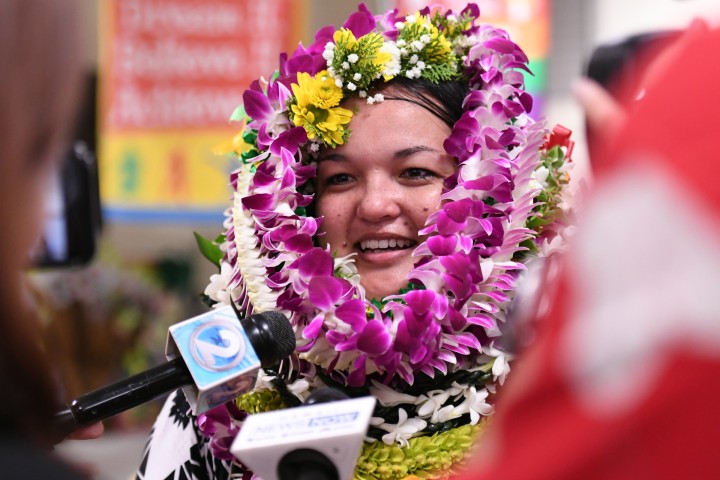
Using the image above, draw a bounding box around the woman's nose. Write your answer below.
[356,177,402,222]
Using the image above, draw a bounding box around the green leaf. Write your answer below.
[544,145,565,168]
[241,148,260,163]
[193,231,224,267]
[242,129,258,145]
[229,104,246,123]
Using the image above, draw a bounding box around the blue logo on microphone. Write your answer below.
[189,320,246,372]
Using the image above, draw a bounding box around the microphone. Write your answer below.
[55,306,295,436]
[231,387,377,480]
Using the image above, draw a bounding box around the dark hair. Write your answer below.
[376,76,468,130]
[585,30,681,99]
[584,30,680,162]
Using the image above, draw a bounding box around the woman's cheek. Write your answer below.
[415,184,444,224]
[316,194,345,245]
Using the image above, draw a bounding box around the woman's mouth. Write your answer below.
[358,238,417,253]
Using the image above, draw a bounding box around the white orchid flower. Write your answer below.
[204,261,233,307]
[369,380,419,406]
[378,408,427,447]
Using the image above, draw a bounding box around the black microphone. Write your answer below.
[55,307,295,437]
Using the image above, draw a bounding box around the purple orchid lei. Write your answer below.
[198,1,574,470]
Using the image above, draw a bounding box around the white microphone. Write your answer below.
[231,388,376,480]
[55,306,295,436]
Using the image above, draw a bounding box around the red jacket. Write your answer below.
[457,24,720,480]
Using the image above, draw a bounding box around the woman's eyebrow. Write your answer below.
[318,145,439,162]
[317,152,346,162]
[394,145,440,158]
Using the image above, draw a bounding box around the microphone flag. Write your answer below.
[166,306,262,413]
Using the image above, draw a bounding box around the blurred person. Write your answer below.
[0,0,102,477]
[455,20,720,480]
[136,2,575,479]
[580,29,681,165]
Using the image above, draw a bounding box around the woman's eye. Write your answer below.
[324,173,354,186]
[401,168,435,180]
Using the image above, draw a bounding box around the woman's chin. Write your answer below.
[358,269,412,301]
[353,250,419,300]
[364,287,399,301]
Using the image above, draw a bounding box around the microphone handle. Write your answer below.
[55,357,192,436]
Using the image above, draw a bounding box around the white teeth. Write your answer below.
[360,238,413,251]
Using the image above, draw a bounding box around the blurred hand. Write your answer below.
[573,76,626,147]
[65,421,104,440]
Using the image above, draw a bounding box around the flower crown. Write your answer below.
[197,2,574,477]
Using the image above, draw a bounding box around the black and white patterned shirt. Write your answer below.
[135,390,234,480]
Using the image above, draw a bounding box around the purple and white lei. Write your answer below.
[200,1,574,460]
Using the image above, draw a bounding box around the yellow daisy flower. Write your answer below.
[292,70,344,110]
[290,70,353,147]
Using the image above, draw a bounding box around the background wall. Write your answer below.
[592,0,720,44]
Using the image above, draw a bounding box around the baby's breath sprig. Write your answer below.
[431,9,478,58]
[325,29,397,96]
[431,9,474,44]
[395,13,458,83]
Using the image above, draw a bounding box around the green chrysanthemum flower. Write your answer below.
[354,422,486,480]
[235,389,286,414]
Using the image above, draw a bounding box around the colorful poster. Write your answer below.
[99,0,305,222]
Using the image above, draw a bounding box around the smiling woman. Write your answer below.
[316,83,459,300]
[137,3,575,480]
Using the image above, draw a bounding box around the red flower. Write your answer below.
[544,124,575,159]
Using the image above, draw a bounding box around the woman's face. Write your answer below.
[316,95,456,300]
